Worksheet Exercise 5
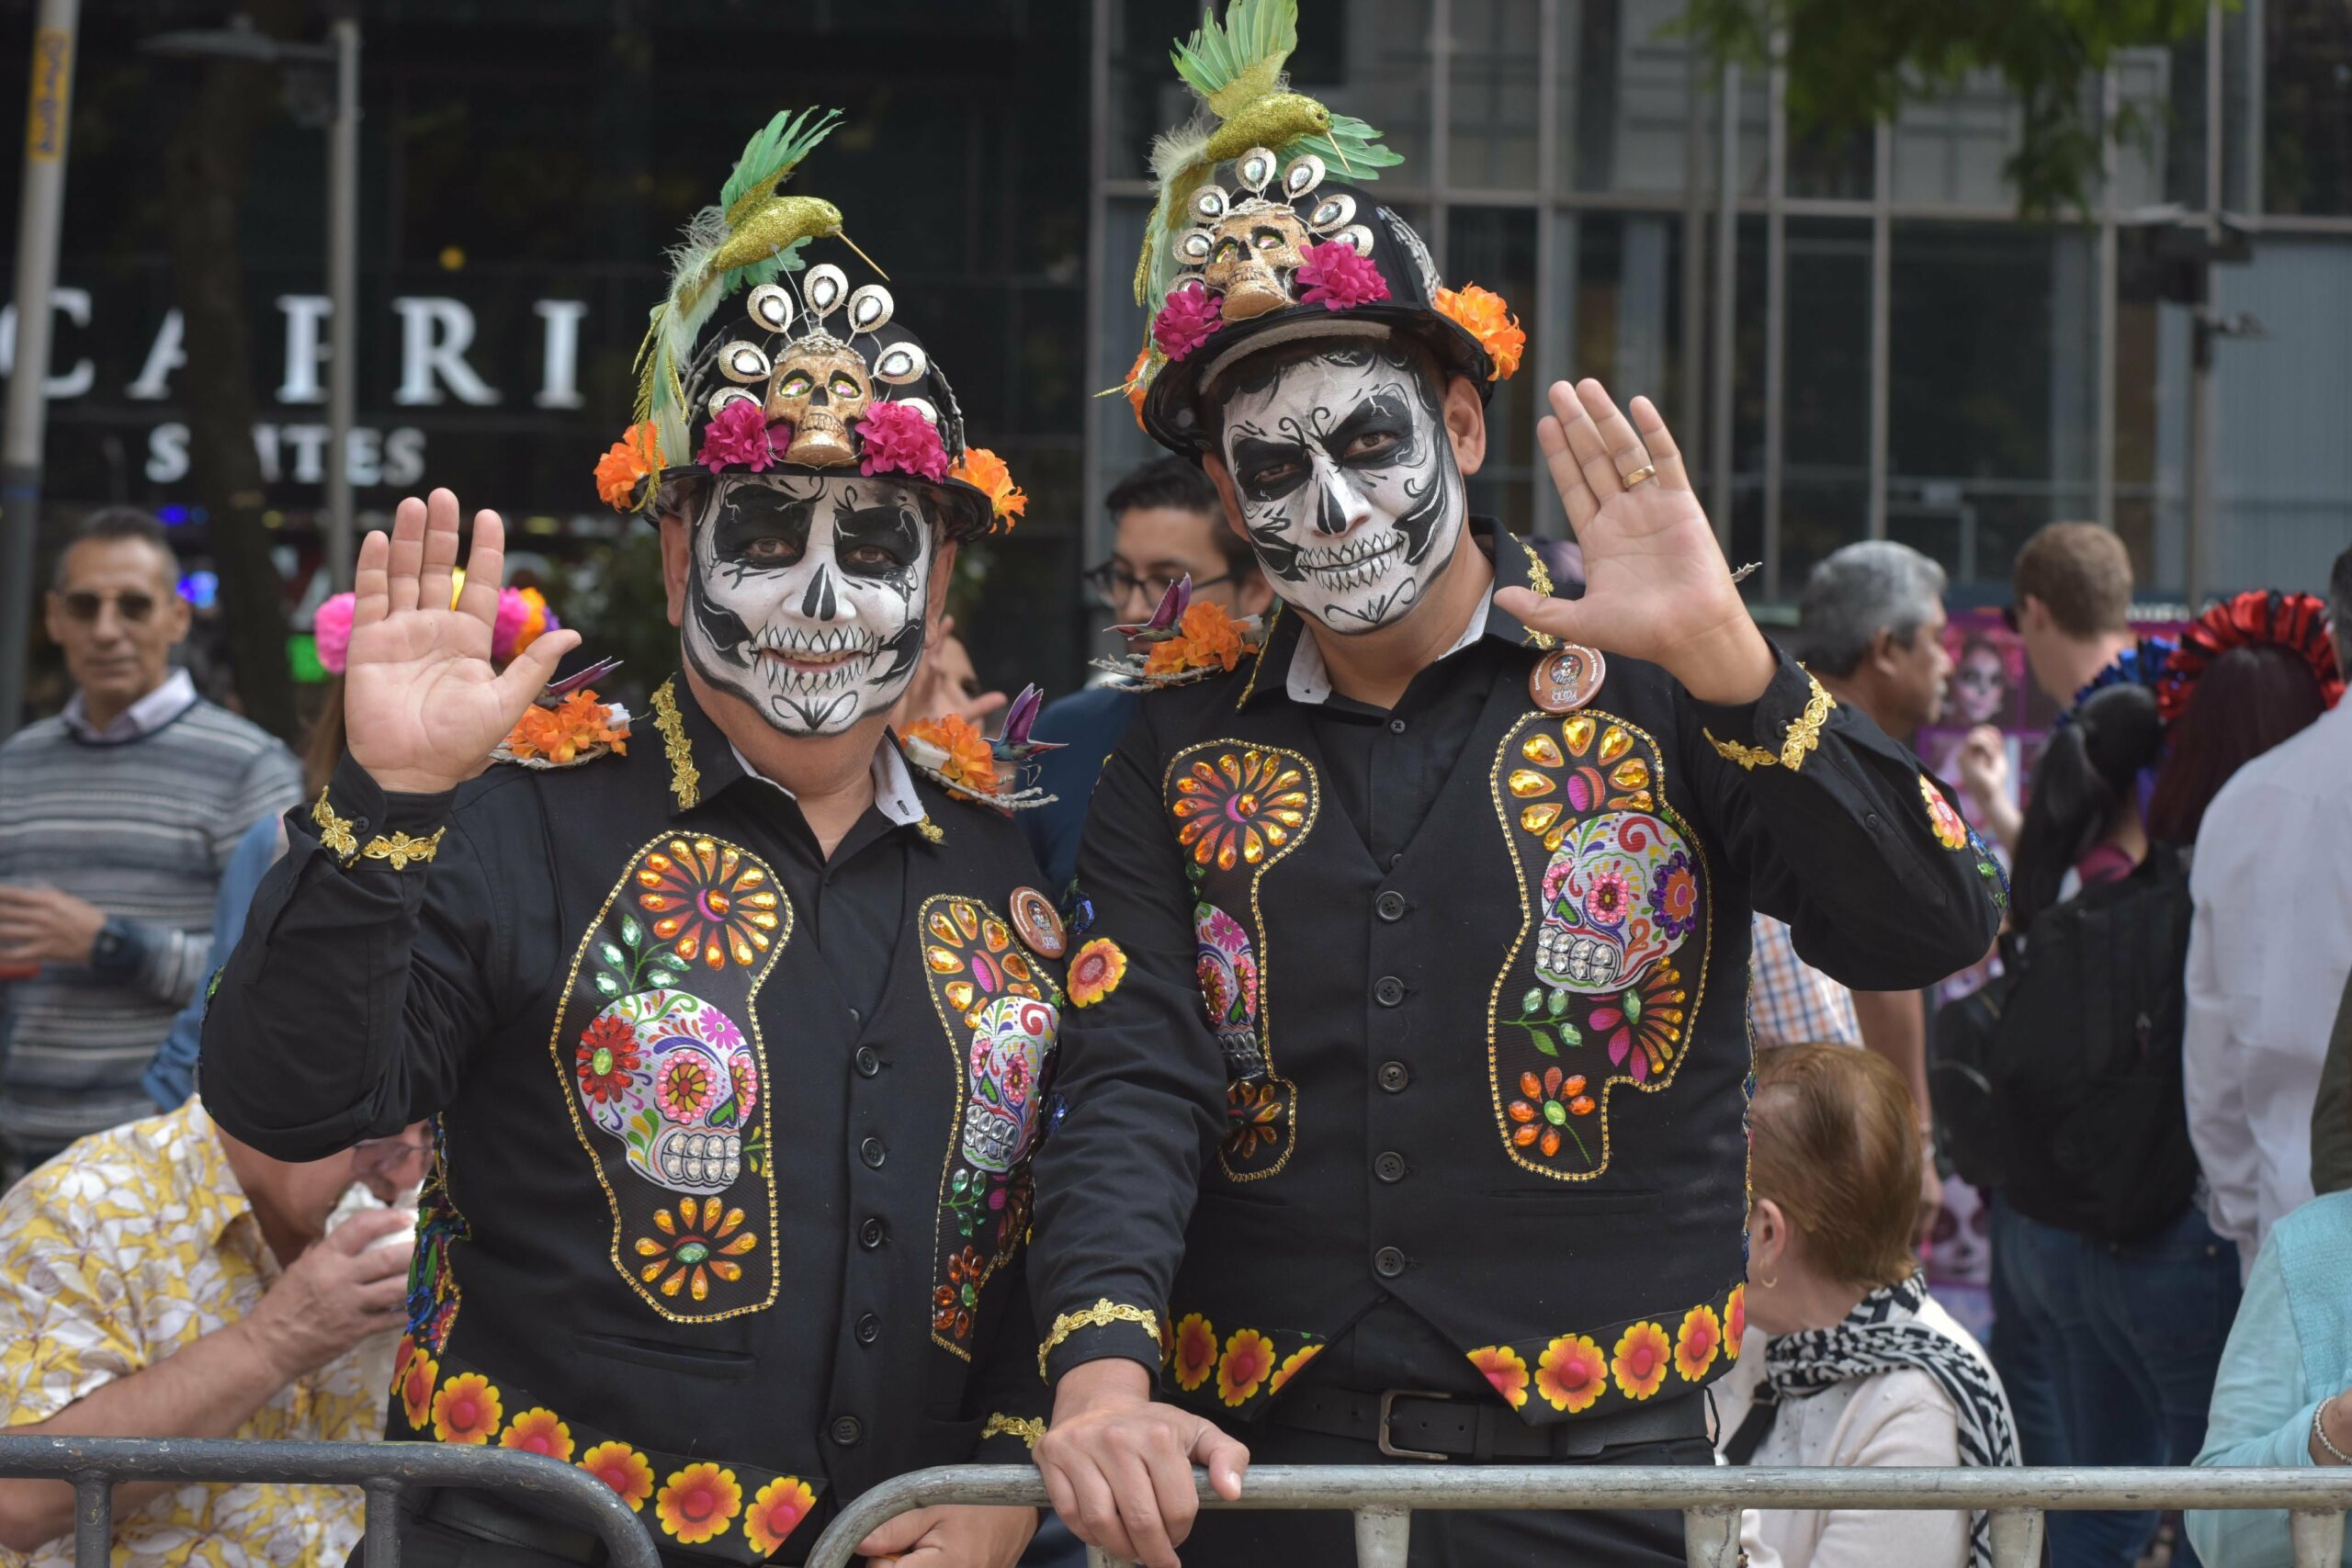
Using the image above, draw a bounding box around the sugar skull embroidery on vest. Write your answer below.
[551,836,792,1322]
[916,894,1064,1358]
[1488,712,1713,1179]
[405,1119,467,1353]
[1163,742,1321,1181]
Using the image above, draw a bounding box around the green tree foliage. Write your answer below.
[1678,0,2222,217]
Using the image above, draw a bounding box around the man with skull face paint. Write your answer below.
[202,116,1055,1568]
[1024,55,2007,1568]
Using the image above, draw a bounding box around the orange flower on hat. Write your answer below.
[743,1475,817,1557]
[655,1461,741,1544]
[1121,344,1155,430]
[1433,283,1525,380]
[950,446,1028,529]
[1270,1344,1321,1395]
[1612,1321,1672,1401]
[500,1407,574,1461]
[1535,1333,1606,1414]
[580,1442,654,1511]
[1068,938,1128,1008]
[398,1349,438,1430]
[1675,1303,1723,1382]
[431,1371,503,1445]
[1468,1345,1531,1410]
[1172,1313,1217,1392]
[595,422,664,512]
[1144,602,1252,679]
[505,690,628,765]
[902,713,1001,798]
[1216,1328,1276,1406]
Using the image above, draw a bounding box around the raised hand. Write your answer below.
[344,490,580,795]
[1494,380,1775,706]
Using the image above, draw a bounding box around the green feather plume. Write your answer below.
[634,107,842,464]
[1292,112,1405,179]
[1170,0,1296,118]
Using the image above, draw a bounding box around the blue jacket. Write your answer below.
[144,811,284,1110]
[1016,684,1138,894]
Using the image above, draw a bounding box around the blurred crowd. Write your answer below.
[0,485,2347,1568]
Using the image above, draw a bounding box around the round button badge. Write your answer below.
[1008,886,1067,959]
[1529,643,1608,714]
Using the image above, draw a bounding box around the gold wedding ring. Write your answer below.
[1621,464,1657,489]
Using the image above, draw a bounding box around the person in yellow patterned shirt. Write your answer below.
[0,1098,427,1568]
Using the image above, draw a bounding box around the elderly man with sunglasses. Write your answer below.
[0,508,301,1179]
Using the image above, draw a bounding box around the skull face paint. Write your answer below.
[1215,344,1464,635]
[684,472,934,737]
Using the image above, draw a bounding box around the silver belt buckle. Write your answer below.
[1376,1389,1456,1461]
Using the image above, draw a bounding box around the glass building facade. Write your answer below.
[1086,0,2352,633]
[1,2,2345,706]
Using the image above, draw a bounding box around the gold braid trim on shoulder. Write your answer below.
[1704,672,1838,773]
[650,678,701,810]
[1514,538,1558,649]
[1038,1298,1162,1379]
[1234,602,1283,710]
[979,1414,1046,1450]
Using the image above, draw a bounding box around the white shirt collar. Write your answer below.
[725,734,930,829]
[62,667,198,742]
[1283,587,1497,706]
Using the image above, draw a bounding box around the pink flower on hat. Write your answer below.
[1152,281,1223,362]
[313,592,356,674]
[856,400,949,481]
[696,399,781,475]
[1295,241,1388,310]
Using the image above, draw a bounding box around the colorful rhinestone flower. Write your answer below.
[1170,750,1311,872]
[634,838,781,971]
[634,1196,759,1302]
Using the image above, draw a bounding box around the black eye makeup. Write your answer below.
[709,485,817,570]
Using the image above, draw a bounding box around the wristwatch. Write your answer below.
[89,919,137,976]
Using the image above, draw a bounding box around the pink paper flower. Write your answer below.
[696,399,780,474]
[491,586,559,665]
[856,400,949,481]
[313,592,356,674]
[1295,241,1389,310]
[1153,281,1223,361]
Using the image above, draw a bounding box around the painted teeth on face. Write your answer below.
[684,472,935,737]
[1216,344,1464,636]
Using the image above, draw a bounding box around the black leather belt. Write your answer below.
[1268,1384,1704,1461]
[421,1489,610,1566]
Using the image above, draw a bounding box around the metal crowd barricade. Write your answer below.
[0,1436,661,1568]
[805,1463,2352,1568]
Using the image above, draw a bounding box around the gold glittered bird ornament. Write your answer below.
[1135,0,1402,309]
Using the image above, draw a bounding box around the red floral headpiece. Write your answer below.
[2154,589,2344,725]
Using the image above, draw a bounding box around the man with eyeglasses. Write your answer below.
[1020,457,1272,889]
[0,1098,428,1568]
[0,509,300,1179]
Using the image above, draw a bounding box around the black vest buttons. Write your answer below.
[859,1217,887,1249]
[1388,717,1408,734]
[1378,1060,1409,1092]
[859,1136,887,1168]
[1375,890,1407,921]
[831,1416,864,1447]
[1374,1151,1407,1183]
[854,1313,881,1345]
[1374,1246,1407,1278]
[848,1005,864,1027]
[854,1045,882,1077]
[1374,976,1405,1007]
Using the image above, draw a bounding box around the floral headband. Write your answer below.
[2154,589,2345,724]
